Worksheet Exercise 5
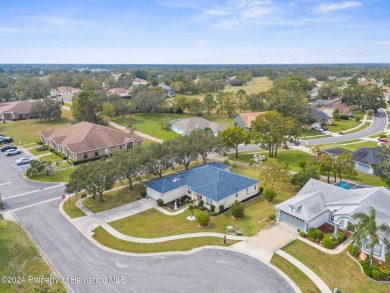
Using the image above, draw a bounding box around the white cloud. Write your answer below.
[315,1,362,13]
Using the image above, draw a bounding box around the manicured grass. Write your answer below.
[282,240,389,293]
[325,141,380,151]
[223,77,273,95]
[344,122,371,134]
[1,109,73,145]
[113,113,190,140]
[228,150,314,172]
[300,129,323,137]
[270,254,321,293]
[93,226,237,253]
[302,135,332,140]
[30,168,73,182]
[370,132,387,138]
[343,171,385,187]
[38,153,64,163]
[0,220,65,292]
[327,119,360,133]
[56,161,72,169]
[206,114,234,128]
[27,146,51,156]
[63,195,87,218]
[83,185,143,213]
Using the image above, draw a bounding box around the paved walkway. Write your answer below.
[276,250,332,293]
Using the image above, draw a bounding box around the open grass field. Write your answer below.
[0,109,73,145]
[283,240,389,293]
[31,168,73,182]
[223,77,273,95]
[83,185,143,213]
[93,227,237,253]
[228,150,314,172]
[63,195,87,218]
[327,119,361,133]
[0,220,65,292]
[270,254,321,293]
[113,112,234,140]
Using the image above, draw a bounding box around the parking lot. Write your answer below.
[0,146,56,199]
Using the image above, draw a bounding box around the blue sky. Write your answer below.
[0,0,389,64]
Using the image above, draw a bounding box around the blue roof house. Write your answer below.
[145,163,259,210]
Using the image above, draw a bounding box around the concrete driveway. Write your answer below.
[232,222,298,262]
[13,200,296,293]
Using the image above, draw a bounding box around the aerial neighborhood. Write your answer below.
[1,1,390,292]
[1,63,390,293]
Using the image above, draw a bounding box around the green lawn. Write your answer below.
[369,132,387,138]
[327,119,360,133]
[0,109,73,145]
[30,168,73,182]
[282,240,389,293]
[27,146,51,156]
[270,254,321,293]
[206,114,234,128]
[228,150,314,172]
[56,161,72,169]
[83,185,143,213]
[342,171,385,187]
[0,220,65,292]
[300,129,323,137]
[113,113,190,140]
[223,77,273,95]
[38,153,64,163]
[93,226,237,253]
[63,195,87,218]
[344,122,371,134]
[324,141,379,151]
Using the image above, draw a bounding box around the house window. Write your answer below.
[188,190,192,195]
[246,188,248,194]
[84,153,88,159]
[330,214,334,222]
[254,185,257,190]
[95,151,99,157]
[119,146,122,150]
[236,193,238,197]
[205,198,213,206]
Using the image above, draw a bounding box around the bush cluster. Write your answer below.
[263,189,277,202]
[230,200,244,219]
[36,145,48,152]
[339,114,350,120]
[268,212,276,221]
[379,134,387,138]
[322,233,333,249]
[337,232,346,242]
[210,204,215,213]
[307,228,322,241]
[299,231,306,238]
[219,205,224,213]
[157,199,164,206]
[197,211,210,227]
[140,190,147,198]
[348,244,360,257]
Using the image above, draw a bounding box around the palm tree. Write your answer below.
[352,207,390,266]
[185,204,195,217]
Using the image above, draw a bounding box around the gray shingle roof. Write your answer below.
[310,107,332,123]
[324,147,382,166]
[145,163,258,201]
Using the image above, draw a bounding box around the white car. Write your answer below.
[312,126,324,132]
[6,148,21,156]
[16,157,34,165]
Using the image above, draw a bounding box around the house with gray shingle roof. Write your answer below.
[275,179,390,262]
[145,163,259,210]
[324,147,383,175]
[170,117,226,136]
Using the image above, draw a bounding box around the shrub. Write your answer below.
[379,134,387,138]
[199,206,206,211]
[263,189,277,202]
[339,114,350,120]
[307,228,322,241]
[210,204,215,213]
[363,265,372,277]
[36,140,43,145]
[197,211,210,227]
[140,190,147,198]
[198,199,204,207]
[299,231,306,237]
[379,265,390,280]
[259,186,264,193]
[348,244,360,257]
[157,199,164,207]
[230,200,245,219]
[219,205,225,213]
[322,233,333,249]
[211,212,219,217]
[80,193,87,199]
[36,145,48,152]
[337,232,346,242]
[355,115,362,122]
[386,253,390,264]
[268,212,276,221]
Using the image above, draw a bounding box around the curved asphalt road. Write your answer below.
[239,108,388,151]
[14,201,295,293]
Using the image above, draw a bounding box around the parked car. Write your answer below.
[0,137,13,143]
[1,145,17,152]
[312,126,324,132]
[6,148,21,156]
[378,138,390,143]
[16,157,34,165]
